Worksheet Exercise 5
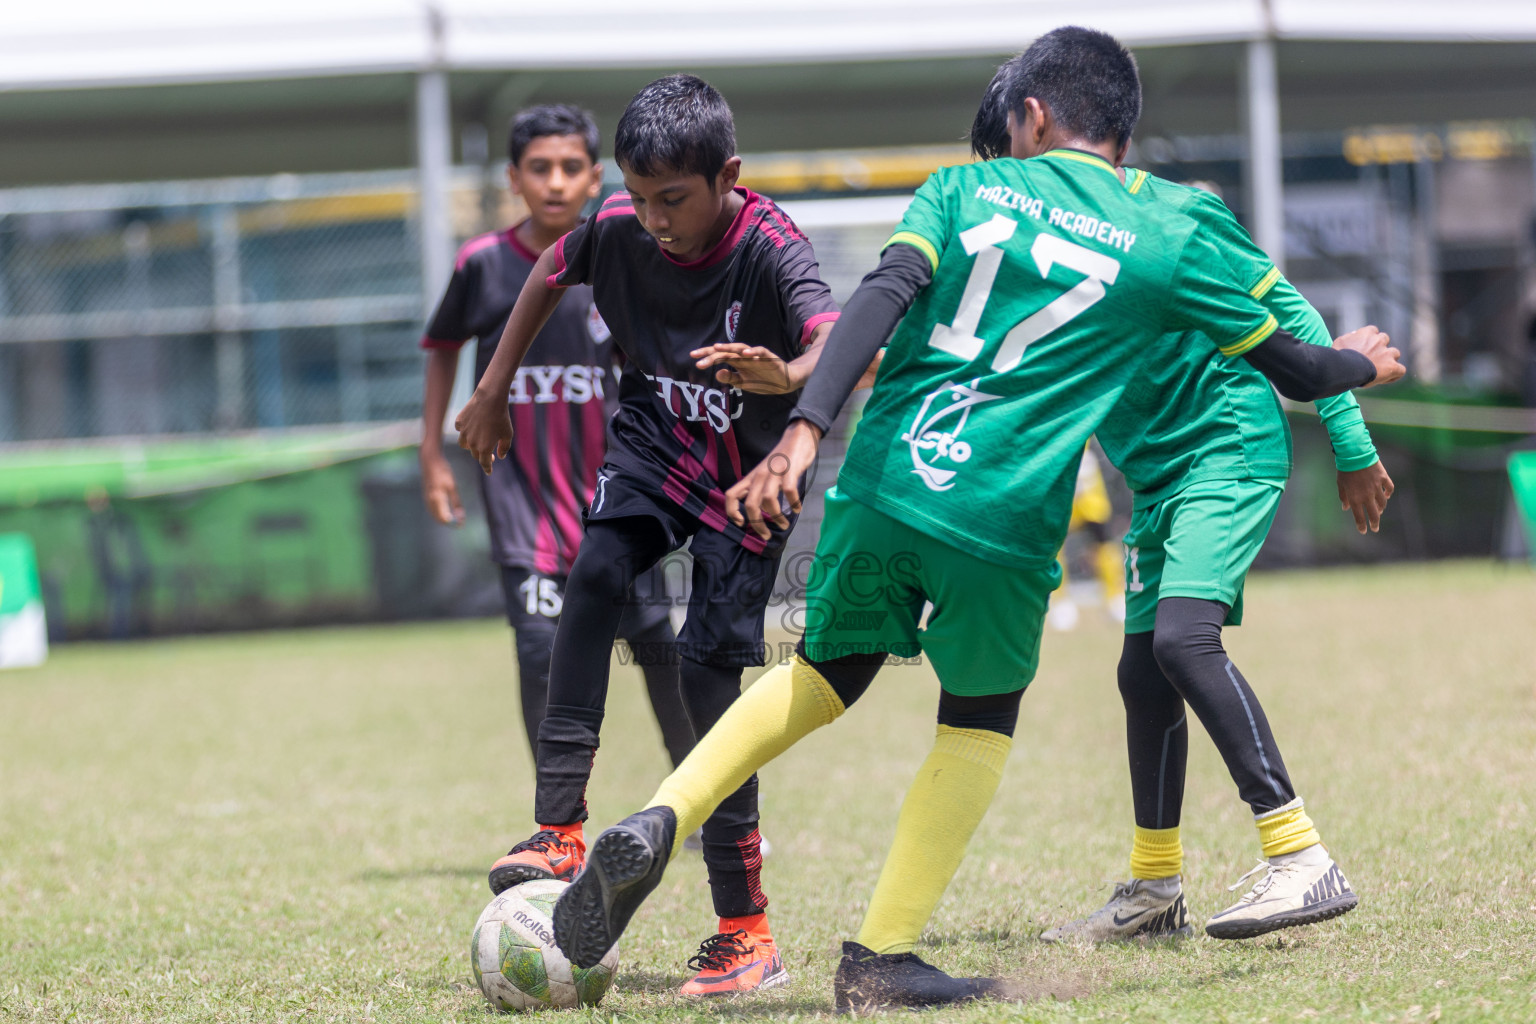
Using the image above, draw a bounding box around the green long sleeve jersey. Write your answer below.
[1096,169,1379,510]
[837,150,1300,569]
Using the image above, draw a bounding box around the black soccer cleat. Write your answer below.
[833,941,1000,1014]
[552,806,676,968]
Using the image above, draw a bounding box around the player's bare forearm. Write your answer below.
[1337,460,1395,535]
[455,248,564,474]
[726,420,824,541]
[784,322,836,391]
[420,346,459,456]
[419,346,466,524]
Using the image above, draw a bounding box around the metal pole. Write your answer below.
[416,68,453,312]
[416,9,470,423]
[210,204,246,430]
[1409,156,1441,382]
[1245,36,1286,274]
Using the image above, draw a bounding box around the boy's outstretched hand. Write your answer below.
[1337,460,1395,534]
[726,420,823,540]
[693,343,799,394]
[1333,326,1405,387]
[455,390,513,475]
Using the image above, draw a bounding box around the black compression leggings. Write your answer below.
[1120,597,1297,830]
[536,517,673,825]
[512,618,690,764]
[534,518,770,918]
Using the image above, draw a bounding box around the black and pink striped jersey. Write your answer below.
[422,222,616,575]
[547,187,839,553]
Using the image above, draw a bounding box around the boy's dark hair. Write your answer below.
[613,74,735,180]
[508,104,601,166]
[1005,27,1141,146]
[969,64,1014,161]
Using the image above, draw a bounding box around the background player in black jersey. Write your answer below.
[417,105,694,808]
[455,76,844,997]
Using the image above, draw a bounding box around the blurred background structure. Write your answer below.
[2,0,1535,638]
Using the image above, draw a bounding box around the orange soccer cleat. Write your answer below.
[487,824,585,894]
[678,914,789,997]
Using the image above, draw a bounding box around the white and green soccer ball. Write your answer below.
[470,879,619,1011]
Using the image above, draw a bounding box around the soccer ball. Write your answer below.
[470,879,619,1011]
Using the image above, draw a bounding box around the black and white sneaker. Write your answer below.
[833,941,999,1014]
[552,806,676,968]
[1205,844,1358,940]
[1040,875,1191,943]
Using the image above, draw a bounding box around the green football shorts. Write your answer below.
[1122,477,1285,634]
[799,488,1061,696]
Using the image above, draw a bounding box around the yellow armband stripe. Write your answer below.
[1249,266,1282,299]
[1219,314,1278,357]
[885,231,940,273]
[1127,169,1149,194]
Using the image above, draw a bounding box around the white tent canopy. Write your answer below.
[4,0,1536,90]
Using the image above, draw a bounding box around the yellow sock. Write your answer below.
[855,725,1011,955]
[1129,826,1182,879]
[647,656,845,858]
[1256,797,1321,857]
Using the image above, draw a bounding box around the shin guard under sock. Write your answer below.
[647,656,845,857]
[855,725,1011,955]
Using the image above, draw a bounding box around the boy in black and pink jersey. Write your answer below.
[456,75,842,997]
[417,106,694,775]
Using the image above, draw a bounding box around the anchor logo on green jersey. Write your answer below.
[900,378,1001,491]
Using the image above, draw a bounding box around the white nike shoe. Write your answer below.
[1205,844,1358,940]
[1040,876,1191,943]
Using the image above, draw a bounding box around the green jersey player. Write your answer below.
[549,27,1405,1011]
[970,64,1390,942]
[1044,170,1389,944]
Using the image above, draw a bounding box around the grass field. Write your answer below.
[2,561,1533,1023]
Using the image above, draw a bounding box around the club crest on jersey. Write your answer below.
[900,379,1001,491]
[587,305,612,343]
[724,300,743,341]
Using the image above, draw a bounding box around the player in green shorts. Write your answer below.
[1049,174,1391,942]
[548,27,1404,1010]
[970,61,1391,941]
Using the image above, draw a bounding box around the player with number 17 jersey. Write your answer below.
[548,31,1397,1008]
[835,150,1285,573]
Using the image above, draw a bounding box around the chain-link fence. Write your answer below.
[0,172,430,442]
[1,149,1531,640]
